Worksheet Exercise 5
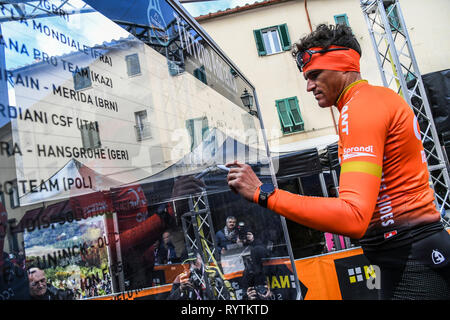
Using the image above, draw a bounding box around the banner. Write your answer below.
[111,185,149,231]
[295,248,380,300]
[333,254,379,299]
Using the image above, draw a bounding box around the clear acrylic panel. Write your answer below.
[0,0,298,300]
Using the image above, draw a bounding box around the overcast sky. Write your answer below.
[182,0,263,17]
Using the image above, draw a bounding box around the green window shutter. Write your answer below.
[253,29,267,56]
[200,66,207,84]
[287,97,303,126]
[334,14,350,27]
[276,99,293,127]
[386,4,402,32]
[277,23,291,51]
[186,117,209,151]
[194,66,207,84]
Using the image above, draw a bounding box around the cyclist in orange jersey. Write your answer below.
[226,24,450,300]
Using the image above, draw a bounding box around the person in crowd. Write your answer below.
[167,252,207,300]
[1,202,30,300]
[240,228,271,300]
[215,216,241,255]
[244,229,269,274]
[244,282,273,300]
[156,231,178,264]
[225,23,450,299]
[27,267,74,300]
[167,251,231,300]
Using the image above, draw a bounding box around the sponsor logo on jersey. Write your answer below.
[383,230,397,239]
[343,145,376,160]
[431,249,445,265]
[341,105,349,135]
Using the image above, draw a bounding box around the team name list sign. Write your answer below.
[0,1,136,200]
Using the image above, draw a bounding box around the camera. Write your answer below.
[245,268,268,299]
[179,267,204,300]
[237,222,248,242]
[189,267,203,289]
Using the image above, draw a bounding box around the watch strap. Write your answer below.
[259,190,269,208]
[258,184,275,208]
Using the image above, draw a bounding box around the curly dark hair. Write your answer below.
[292,24,362,58]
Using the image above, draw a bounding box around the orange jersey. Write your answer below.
[259,80,441,248]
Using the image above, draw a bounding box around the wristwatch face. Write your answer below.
[260,183,275,194]
[258,183,274,208]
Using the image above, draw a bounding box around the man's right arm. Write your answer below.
[227,92,388,239]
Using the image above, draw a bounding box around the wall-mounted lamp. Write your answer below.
[240,88,257,116]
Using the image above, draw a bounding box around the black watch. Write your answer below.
[258,183,275,208]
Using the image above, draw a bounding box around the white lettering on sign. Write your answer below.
[173,12,238,95]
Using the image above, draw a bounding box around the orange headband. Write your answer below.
[302,45,361,75]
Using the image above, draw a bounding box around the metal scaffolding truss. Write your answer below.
[361,0,450,226]
[180,190,235,300]
[182,191,218,264]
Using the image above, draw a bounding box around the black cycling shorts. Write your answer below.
[364,229,450,300]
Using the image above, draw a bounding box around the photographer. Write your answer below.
[167,252,206,300]
[240,226,272,300]
[215,216,241,255]
[242,255,273,300]
[240,224,269,275]
[244,282,273,300]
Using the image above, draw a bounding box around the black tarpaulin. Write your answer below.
[408,69,450,143]
[274,148,323,181]
[421,69,450,141]
[319,143,340,170]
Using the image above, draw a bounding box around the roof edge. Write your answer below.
[195,0,294,22]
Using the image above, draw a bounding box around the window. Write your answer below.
[186,116,209,151]
[80,121,101,149]
[125,53,141,76]
[334,14,350,27]
[135,110,151,141]
[0,191,4,207]
[253,23,291,56]
[193,65,207,85]
[275,97,304,134]
[73,67,91,90]
[0,179,20,210]
[7,180,19,209]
